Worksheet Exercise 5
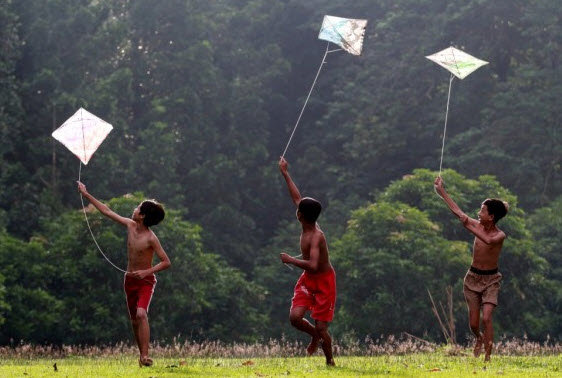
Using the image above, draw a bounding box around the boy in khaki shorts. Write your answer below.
[434,177,508,361]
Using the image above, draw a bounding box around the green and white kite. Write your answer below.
[426,46,489,176]
[426,46,488,80]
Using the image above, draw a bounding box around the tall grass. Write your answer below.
[1,335,559,359]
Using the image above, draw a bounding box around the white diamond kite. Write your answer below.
[426,46,489,80]
[281,15,368,158]
[426,46,489,178]
[52,108,125,274]
[52,107,113,165]
[318,15,368,56]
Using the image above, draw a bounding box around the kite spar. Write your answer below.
[426,46,488,177]
[281,15,367,158]
[52,108,126,274]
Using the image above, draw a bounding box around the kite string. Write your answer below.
[281,42,331,158]
[438,73,454,177]
[78,162,127,274]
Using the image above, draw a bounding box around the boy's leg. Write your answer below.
[130,317,141,351]
[481,303,496,361]
[467,304,483,357]
[136,308,152,365]
[289,306,320,355]
[315,320,334,366]
[464,286,483,357]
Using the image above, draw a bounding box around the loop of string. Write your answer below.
[78,162,127,274]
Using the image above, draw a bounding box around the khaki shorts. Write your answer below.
[463,270,502,308]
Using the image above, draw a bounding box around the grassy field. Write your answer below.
[0,353,561,377]
[1,339,560,377]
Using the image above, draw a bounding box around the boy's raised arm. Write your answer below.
[278,157,302,207]
[77,181,132,227]
[434,177,505,245]
[434,177,470,225]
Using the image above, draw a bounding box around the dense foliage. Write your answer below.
[0,0,559,344]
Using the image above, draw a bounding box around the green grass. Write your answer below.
[1,353,560,377]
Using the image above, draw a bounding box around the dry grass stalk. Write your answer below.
[427,286,456,344]
[0,336,559,359]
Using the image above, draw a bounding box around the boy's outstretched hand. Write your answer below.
[77,181,88,195]
[279,156,288,174]
[434,176,445,196]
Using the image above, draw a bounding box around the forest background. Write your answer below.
[0,0,560,346]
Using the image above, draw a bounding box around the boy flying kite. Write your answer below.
[434,176,508,361]
[278,157,336,366]
[77,181,171,367]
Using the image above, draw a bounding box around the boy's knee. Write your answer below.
[315,321,329,334]
[289,314,302,326]
[136,308,148,321]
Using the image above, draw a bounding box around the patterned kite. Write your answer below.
[426,46,489,176]
[318,15,368,56]
[281,15,368,157]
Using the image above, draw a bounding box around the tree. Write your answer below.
[0,193,266,344]
[528,197,562,340]
[331,200,469,340]
[330,169,553,341]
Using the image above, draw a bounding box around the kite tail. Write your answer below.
[78,162,127,274]
[281,42,331,158]
[438,73,454,177]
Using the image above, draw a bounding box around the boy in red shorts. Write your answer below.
[78,181,171,367]
[278,157,336,366]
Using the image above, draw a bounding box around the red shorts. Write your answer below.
[124,274,156,319]
[291,268,336,322]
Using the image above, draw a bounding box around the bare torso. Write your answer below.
[470,224,504,270]
[126,224,155,272]
[300,225,332,273]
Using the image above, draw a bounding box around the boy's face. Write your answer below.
[478,203,493,223]
[296,208,303,223]
[132,205,143,222]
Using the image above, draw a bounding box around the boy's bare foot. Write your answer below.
[139,356,153,367]
[326,358,335,366]
[307,336,320,355]
[473,338,483,357]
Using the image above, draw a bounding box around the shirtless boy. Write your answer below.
[434,176,508,361]
[278,157,336,366]
[77,181,171,367]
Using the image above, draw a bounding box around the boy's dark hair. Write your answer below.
[298,197,322,223]
[140,200,165,227]
[483,198,508,224]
